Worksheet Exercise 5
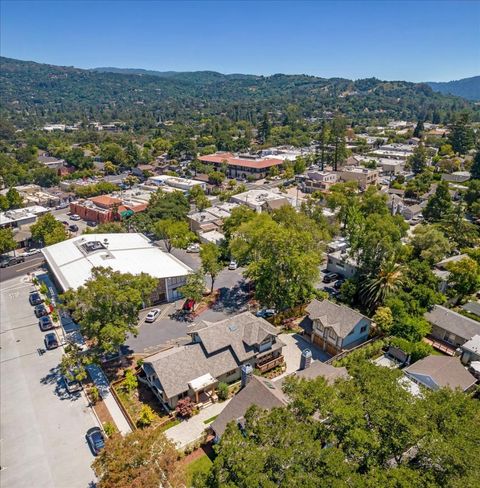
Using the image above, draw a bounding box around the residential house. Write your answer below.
[460,335,480,366]
[38,155,66,171]
[142,312,285,410]
[425,304,480,349]
[210,360,348,440]
[303,299,371,356]
[433,255,469,293]
[404,356,477,392]
[199,152,284,180]
[401,204,424,221]
[442,171,471,183]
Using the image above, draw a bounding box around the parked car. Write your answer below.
[55,202,69,210]
[145,309,160,323]
[39,315,54,331]
[0,256,25,268]
[69,224,79,232]
[186,243,200,253]
[228,260,238,270]
[44,332,59,350]
[86,221,97,227]
[29,291,43,306]
[63,374,82,394]
[24,248,41,256]
[334,279,345,290]
[182,298,195,312]
[62,220,69,226]
[34,304,48,318]
[86,427,105,456]
[70,214,81,221]
[322,272,340,283]
[255,308,276,318]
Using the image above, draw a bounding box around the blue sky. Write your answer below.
[1,1,479,81]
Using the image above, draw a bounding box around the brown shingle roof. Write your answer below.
[199,153,283,169]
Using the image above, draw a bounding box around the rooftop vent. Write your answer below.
[81,241,106,254]
[228,323,238,332]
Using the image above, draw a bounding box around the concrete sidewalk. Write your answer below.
[85,364,132,435]
[165,400,231,449]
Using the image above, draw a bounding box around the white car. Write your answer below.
[228,260,238,270]
[25,248,41,256]
[70,214,81,221]
[145,309,161,323]
[186,243,200,253]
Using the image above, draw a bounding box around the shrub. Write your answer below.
[217,382,229,401]
[122,370,138,393]
[137,405,155,427]
[90,386,100,404]
[103,422,117,437]
[389,337,434,363]
[39,282,49,295]
[175,397,195,418]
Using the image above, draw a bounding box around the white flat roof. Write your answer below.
[42,233,192,291]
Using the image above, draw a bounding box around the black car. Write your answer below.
[39,315,54,331]
[86,221,97,227]
[29,292,43,306]
[34,304,48,318]
[68,224,79,232]
[86,427,105,456]
[44,332,59,350]
[334,279,345,290]
[0,256,25,268]
[322,272,341,284]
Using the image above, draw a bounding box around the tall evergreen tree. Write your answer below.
[424,180,453,222]
[330,117,347,171]
[408,143,428,175]
[257,112,271,144]
[448,113,475,154]
[470,149,480,180]
[413,119,424,138]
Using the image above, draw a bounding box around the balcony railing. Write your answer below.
[257,355,284,373]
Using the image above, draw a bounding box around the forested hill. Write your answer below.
[427,76,480,101]
[1,56,477,128]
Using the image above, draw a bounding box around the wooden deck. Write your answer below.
[423,336,457,356]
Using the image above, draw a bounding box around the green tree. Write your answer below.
[179,270,205,305]
[32,167,60,187]
[61,267,157,355]
[330,116,347,171]
[153,218,195,253]
[207,171,225,186]
[137,405,155,427]
[293,156,307,175]
[121,370,138,393]
[0,227,16,255]
[257,112,271,144]
[446,257,480,300]
[189,185,210,211]
[410,224,451,264]
[448,112,475,154]
[6,187,23,209]
[92,425,185,488]
[470,149,480,180]
[0,194,9,211]
[413,119,424,138]
[200,242,223,294]
[408,143,427,175]
[30,213,68,246]
[372,306,393,335]
[423,181,452,222]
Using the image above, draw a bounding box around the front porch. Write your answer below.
[189,373,218,409]
[256,354,285,373]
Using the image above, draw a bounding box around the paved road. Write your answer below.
[0,255,46,282]
[0,276,99,488]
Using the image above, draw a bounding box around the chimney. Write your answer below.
[241,363,253,388]
[300,349,312,370]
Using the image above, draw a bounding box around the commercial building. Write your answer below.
[337,166,379,189]
[302,171,339,193]
[69,195,147,223]
[230,189,291,212]
[199,152,284,180]
[41,233,192,301]
[145,175,206,193]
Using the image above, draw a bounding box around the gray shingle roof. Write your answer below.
[462,302,480,317]
[294,361,349,384]
[210,376,287,437]
[306,299,369,338]
[189,312,279,363]
[144,343,238,399]
[425,305,480,341]
[404,356,477,391]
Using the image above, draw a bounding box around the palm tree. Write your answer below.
[359,260,404,313]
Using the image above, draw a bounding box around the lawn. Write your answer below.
[185,454,213,487]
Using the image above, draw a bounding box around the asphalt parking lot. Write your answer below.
[0,276,99,488]
[51,208,89,235]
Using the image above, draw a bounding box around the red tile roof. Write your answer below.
[89,195,122,207]
[199,153,283,170]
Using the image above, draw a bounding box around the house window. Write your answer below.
[226,369,236,377]
[328,328,336,339]
[360,325,368,333]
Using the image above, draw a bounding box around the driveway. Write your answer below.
[0,276,99,488]
[276,333,331,379]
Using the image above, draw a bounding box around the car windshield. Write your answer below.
[93,433,104,448]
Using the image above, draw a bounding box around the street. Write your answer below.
[0,254,45,283]
[0,276,99,488]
